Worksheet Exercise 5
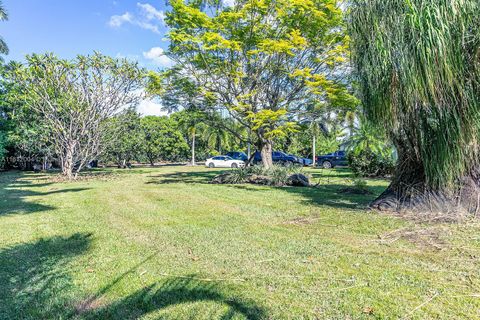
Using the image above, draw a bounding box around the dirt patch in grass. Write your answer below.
[47,171,119,183]
[74,296,107,315]
[284,215,321,226]
[378,226,450,250]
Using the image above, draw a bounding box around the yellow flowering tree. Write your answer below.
[160,0,356,167]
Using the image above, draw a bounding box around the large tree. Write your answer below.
[162,0,356,168]
[350,0,480,213]
[141,116,189,165]
[5,53,145,179]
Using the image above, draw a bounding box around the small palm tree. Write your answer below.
[346,115,391,157]
[0,1,9,56]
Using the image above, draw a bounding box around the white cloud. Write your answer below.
[137,98,168,116]
[137,22,160,34]
[108,3,165,34]
[137,3,165,22]
[223,0,236,7]
[143,47,174,67]
[108,12,133,27]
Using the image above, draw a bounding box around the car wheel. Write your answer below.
[322,161,332,169]
[209,163,215,168]
[231,163,238,168]
[284,161,293,167]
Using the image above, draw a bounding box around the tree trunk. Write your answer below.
[260,140,273,169]
[61,143,76,180]
[191,130,196,166]
[369,135,480,216]
[312,135,316,167]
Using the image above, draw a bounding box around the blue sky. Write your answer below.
[1,0,173,115]
[1,0,173,69]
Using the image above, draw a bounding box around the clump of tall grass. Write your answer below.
[223,165,308,186]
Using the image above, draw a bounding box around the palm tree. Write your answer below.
[346,115,391,157]
[350,0,480,213]
[0,1,8,56]
[202,123,232,155]
[301,103,338,166]
[173,109,206,166]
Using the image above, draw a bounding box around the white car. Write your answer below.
[205,156,245,168]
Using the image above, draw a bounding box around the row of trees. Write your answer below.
[148,0,358,168]
[102,108,248,167]
[0,0,378,180]
[6,0,475,215]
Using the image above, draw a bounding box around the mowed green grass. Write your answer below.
[0,166,479,319]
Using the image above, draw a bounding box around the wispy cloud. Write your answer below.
[143,47,174,67]
[108,3,165,34]
[108,12,133,28]
[137,3,165,22]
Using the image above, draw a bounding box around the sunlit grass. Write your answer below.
[0,166,479,319]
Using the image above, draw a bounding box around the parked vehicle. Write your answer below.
[226,151,248,161]
[300,158,313,166]
[316,151,348,169]
[205,156,245,168]
[253,151,303,166]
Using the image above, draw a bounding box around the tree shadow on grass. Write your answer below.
[145,170,386,211]
[0,172,90,216]
[85,276,267,320]
[0,233,92,319]
[0,234,266,320]
[146,170,222,185]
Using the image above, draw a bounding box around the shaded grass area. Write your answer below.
[1,166,480,319]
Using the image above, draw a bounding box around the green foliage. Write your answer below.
[0,73,54,170]
[103,109,143,167]
[348,150,395,178]
[3,52,146,178]
[0,131,7,169]
[159,0,357,164]
[346,115,393,158]
[352,177,369,192]
[141,116,189,165]
[226,164,306,186]
[350,0,480,190]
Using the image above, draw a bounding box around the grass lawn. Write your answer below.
[1,166,479,319]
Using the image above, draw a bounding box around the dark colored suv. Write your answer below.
[253,151,302,166]
[226,151,248,161]
[316,151,348,169]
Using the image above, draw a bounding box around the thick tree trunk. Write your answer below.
[260,140,273,169]
[61,143,76,180]
[369,135,480,216]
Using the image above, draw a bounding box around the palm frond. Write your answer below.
[0,1,8,21]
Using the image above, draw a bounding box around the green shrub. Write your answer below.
[347,150,395,178]
[226,165,307,186]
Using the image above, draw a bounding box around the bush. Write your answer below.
[217,165,308,186]
[347,150,395,178]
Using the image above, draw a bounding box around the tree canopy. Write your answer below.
[156,0,357,167]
